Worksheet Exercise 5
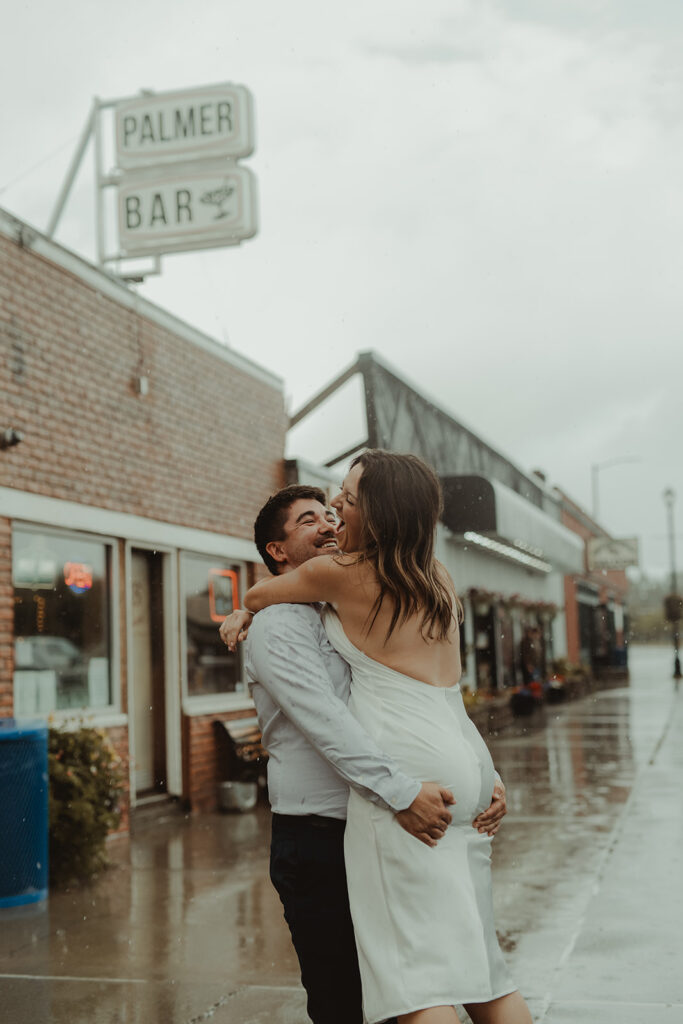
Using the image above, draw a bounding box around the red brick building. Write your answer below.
[0,206,287,816]
[555,490,629,671]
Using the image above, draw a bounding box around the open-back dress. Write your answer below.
[323,608,516,1023]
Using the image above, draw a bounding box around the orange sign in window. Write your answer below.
[64,562,93,594]
[208,569,239,622]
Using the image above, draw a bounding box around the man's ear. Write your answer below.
[265,540,288,567]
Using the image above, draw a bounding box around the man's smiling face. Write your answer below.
[266,498,340,573]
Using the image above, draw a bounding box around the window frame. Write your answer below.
[178,549,253,714]
[12,521,121,722]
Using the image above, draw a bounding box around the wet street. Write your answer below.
[1,643,681,1023]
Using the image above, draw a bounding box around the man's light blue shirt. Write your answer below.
[246,603,421,820]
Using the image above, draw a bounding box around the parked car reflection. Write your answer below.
[14,636,90,710]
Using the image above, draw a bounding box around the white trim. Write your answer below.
[124,544,136,804]
[162,550,182,796]
[44,712,128,731]
[0,206,282,391]
[178,550,250,708]
[182,695,255,716]
[125,544,183,806]
[11,521,121,717]
[0,487,258,562]
[109,538,122,714]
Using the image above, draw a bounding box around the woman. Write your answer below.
[244,450,532,1024]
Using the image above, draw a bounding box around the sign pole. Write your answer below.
[93,97,107,267]
[46,100,98,238]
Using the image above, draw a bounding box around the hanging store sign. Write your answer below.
[117,163,258,256]
[114,83,255,169]
[48,82,258,273]
[587,536,639,571]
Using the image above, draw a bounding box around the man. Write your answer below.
[220,485,506,1024]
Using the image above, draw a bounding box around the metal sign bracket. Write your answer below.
[46,93,165,283]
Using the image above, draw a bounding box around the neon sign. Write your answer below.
[208,569,239,622]
[64,562,93,594]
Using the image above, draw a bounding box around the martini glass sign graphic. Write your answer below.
[200,181,235,220]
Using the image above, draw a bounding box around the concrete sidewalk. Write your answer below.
[535,672,683,1023]
[0,645,681,1023]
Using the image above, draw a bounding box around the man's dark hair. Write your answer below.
[254,484,327,575]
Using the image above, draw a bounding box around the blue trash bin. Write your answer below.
[0,719,49,907]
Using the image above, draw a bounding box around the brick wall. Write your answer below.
[184,709,262,813]
[0,223,288,819]
[0,232,287,537]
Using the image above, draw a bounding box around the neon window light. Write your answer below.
[208,569,240,623]
[64,562,93,594]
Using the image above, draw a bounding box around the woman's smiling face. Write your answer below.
[331,462,363,553]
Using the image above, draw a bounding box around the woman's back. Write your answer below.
[330,556,462,689]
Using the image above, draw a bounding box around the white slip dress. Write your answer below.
[323,608,516,1024]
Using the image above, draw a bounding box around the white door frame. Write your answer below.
[125,542,182,807]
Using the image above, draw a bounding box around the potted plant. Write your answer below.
[48,726,126,887]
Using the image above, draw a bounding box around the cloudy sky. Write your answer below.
[2,0,682,576]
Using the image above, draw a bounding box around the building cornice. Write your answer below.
[0,205,282,392]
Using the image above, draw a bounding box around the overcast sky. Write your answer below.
[2,0,682,577]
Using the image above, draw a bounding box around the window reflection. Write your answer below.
[182,553,243,696]
[12,527,112,713]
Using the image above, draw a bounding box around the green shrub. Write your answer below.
[48,726,126,887]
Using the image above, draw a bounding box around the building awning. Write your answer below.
[441,476,584,575]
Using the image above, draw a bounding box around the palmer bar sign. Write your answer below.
[115,83,254,169]
[118,163,258,256]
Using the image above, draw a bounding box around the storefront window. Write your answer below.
[181,553,244,697]
[12,527,112,714]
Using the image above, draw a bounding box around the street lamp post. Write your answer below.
[663,488,682,680]
[591,456,640,521]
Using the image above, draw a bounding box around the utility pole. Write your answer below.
[663,488,682,680]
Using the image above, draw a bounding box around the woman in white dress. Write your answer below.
[244,450,533,1024]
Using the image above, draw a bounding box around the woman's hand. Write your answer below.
[219,609,254,651]
[472,779,507,837]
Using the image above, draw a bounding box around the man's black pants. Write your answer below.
[270,813,368,1024]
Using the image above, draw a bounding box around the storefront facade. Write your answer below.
[436,475,583,691]
[0,207,287,816]
[555,491,629,673]
[285,353,586,693]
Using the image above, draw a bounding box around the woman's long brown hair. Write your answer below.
[349,449,463,642]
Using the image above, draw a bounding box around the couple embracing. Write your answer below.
[221,450,532,1024]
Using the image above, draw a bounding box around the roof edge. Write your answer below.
[0,205,282,392]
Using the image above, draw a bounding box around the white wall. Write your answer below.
[435,527,569,689]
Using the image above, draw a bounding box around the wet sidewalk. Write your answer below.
[0,644,681,1023]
